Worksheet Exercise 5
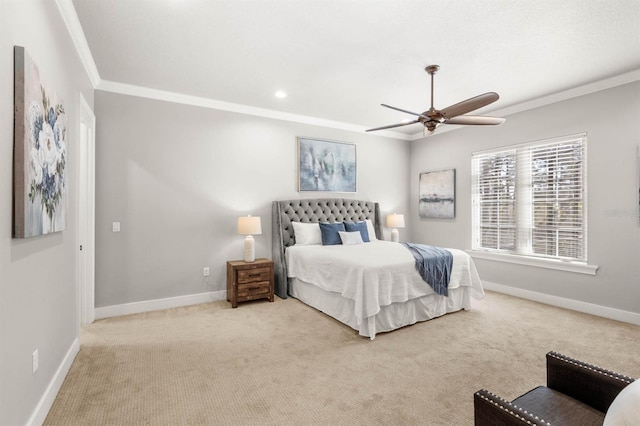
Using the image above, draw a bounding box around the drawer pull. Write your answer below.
[237,268,271,283]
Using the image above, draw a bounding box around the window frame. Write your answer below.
[471,133,597,274]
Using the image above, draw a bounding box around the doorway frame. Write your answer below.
[78,93,95,325]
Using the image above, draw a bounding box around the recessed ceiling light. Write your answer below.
[275,90,287,99]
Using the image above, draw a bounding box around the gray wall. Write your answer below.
[94,91,410,307]
[0,1,94,424]
[410,81,640,314]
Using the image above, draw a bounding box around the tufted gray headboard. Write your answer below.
[271,198,382,299]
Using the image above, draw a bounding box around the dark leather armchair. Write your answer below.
[474,351,635,426]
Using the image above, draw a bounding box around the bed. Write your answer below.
[272,198,484,339]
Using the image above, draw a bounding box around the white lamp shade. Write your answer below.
[237,216,262,235]
[386,214,405,229]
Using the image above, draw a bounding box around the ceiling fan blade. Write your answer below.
[445,115,505,125]
[440,92,499,119]
[381,104,429,119]
[365,119,421,132]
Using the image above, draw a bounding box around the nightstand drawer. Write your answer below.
[237,268,271,284]
[237,281,271,298]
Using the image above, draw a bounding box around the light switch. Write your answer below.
[112,222,121,232]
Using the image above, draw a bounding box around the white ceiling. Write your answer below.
[70,0,640,138]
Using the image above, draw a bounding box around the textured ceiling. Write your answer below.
[71,0,640,136]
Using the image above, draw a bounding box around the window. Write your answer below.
[472,133,586,262]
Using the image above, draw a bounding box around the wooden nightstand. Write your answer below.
[226,258,274,308]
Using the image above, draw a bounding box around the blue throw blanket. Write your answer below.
[401,243,453,296]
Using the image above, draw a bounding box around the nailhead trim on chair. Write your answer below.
[476,353,634,425]
[548,351,635,384]
[476,390,551,425]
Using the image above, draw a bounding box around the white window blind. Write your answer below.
[472,134,586,262]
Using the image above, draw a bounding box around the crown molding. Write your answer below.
[55,0,101,87]
[96,80,413,140]
[490,68,640,119]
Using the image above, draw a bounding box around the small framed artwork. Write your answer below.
[419,169,455,218]
[297,137,356,192]
[13,46,68,238]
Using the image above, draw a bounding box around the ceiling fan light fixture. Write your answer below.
[365,65,505,134]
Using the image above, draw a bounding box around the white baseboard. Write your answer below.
[27,338,80,426]
[483,281,640,326]
[95,291,226,320]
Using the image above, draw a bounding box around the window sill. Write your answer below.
[467,250,599,275]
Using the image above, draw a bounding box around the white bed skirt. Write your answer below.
[289,277,472,339]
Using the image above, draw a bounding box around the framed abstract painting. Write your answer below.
[297,137,356,192]
[13,46,67,238]
[419,169,456,218]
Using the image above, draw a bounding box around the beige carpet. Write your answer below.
[45,291,640,425]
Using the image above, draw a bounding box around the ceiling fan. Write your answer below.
[366,65,505,133]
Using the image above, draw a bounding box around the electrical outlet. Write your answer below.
[203,267,210,277]
[112,222,120,232]
[32,349,39,374]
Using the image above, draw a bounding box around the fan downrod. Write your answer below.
[424,65,440,114]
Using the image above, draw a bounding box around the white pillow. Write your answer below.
[339,231,364,246]
[604,379,640,426]
[365,219,378,241]
[292,221,322,245]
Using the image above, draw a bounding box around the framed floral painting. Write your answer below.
[13,46,67,238]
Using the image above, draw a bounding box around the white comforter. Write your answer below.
[286,241,484,326]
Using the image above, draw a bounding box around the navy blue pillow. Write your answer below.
[344,221,370,242]
[319,222,346,245]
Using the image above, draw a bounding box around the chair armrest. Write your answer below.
[474,389,550,426]
[546,351,634,412]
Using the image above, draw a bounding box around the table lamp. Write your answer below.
[386,213,405,243]
[237,215,262,262]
